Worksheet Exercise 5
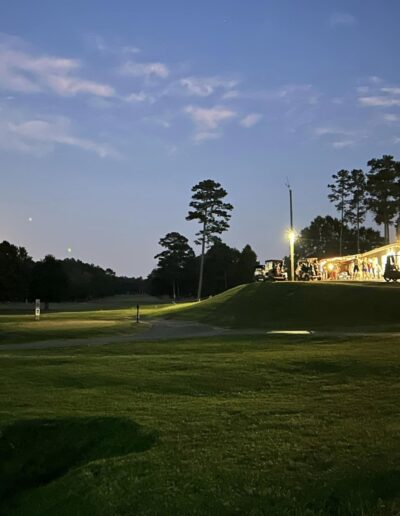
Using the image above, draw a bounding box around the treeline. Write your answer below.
[148,235,257,299]
[293,155,399,260]
[147,179,257,299]
[296,215,384,259]
[0,241,146,303]
[327,155,400,252]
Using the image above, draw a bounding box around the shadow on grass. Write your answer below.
[302,469,400,515]
[0,417,157,504]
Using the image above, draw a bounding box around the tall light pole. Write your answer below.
[286,181,296,281]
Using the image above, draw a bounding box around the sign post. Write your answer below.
[136,304,140,324]
[35,299,41,321]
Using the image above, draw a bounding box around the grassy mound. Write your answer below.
[170,282,400,330]
[0,417,156,510]
[1,336,399,515]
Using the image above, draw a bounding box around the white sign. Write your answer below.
[35,299,40,320]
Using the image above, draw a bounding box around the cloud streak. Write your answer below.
[119,60,169,79]
[240,113,263,128]
[0,114,119,158]
[184,105,236,142]
[359,96,400,107]
[0,40,115,97]
[179,76,237,97]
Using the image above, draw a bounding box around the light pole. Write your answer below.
[288,229,296,281]
[286,182,296,281]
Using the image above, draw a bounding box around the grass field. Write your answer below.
[170,281,400,331]
[3,282,400,345]
[1,335,399,515]
[1,284,400,514]
[0,295,182,344]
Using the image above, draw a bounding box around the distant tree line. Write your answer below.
[148,179,258,299]
[293,155,399,260]
[0,240,146,304]
[149,237,257,299]
[295,216,384,259]
[327,155,400,252]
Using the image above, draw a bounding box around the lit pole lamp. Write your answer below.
[286,180,296,281]
[287,229,297,281]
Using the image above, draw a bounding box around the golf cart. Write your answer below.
[296,258,322,281]
[384,255,400,282]
[254,263,266,282]
[254,259,287,282]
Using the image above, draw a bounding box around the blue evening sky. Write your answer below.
[1,0,400,276]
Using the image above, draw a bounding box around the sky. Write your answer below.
[1,0,400,277]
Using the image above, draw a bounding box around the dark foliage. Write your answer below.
[149,240,258,299]
[0,241,146,303]
[186,179,234,300]
[296,215,384,258]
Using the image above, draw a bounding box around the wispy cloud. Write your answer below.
[0,38,115,97]
[222,89,239,100]
[194,131,222,143]
[125,91,154,103]
[236,84,318,105]
[329,13,356,27]
[85,34,140,56]
[178,76,237,97]
[119,60,169,79]
[240,113,263,128]
[184,105,236,142]
[359,96,400,107]
[0,114,119,158]
[381,87,400,95]
[314,127,352,137]
[332,140,356,149]
[314,127,360,149]
[384,113,400,122]
[184,105,236,129]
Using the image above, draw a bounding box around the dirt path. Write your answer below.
[0,319,235,351]
[1,319,399,351]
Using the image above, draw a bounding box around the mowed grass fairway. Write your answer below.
[0,296,182,344]
[171,281,400,331]
[1,283,400,515]
[4,282,400,345]
[1,335,400,515]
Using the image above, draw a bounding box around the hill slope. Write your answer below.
[169,282,400,330]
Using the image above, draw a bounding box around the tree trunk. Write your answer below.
[197,221,206,301]
[340,200,344,256]
[384,221,390,244]
[356,201,360,254]
[172,280,176,302]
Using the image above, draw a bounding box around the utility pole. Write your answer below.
[286,180,295,281]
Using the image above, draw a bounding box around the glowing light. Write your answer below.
[287,229,297,244]
[328,263,334,271]
[267,330,313,335]
[67,248,72,254]
[28,217,33,222]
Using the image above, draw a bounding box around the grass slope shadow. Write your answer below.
[0,417,157,510]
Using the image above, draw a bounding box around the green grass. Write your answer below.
[0,309,149,344]
[0,299,189,344]
[1,335,399,515]
[0,294,166,314]
[169,282,400,331]
[4,281,400,344]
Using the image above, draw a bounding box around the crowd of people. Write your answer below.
[321,257,384,280]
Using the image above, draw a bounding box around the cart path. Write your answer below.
[0,319,235,350]
[1,318,400,351]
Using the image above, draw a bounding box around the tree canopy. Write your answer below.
[186,179,233,300]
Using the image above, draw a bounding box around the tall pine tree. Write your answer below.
[186,180,233,301]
